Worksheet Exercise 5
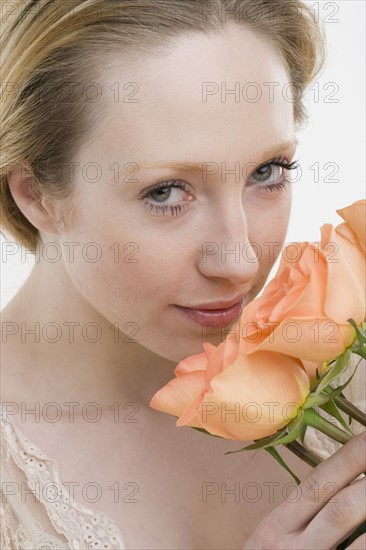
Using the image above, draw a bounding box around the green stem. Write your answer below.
[286,440,322,468]
[303,408,352,444]
[352,346,366,359]
[333,395,366,427]
[336,521,366,550]
[351,337,366,358]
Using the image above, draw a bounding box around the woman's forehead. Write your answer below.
[75,34,294,169]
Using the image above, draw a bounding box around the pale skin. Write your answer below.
[2,24,365,550]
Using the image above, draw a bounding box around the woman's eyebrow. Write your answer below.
[134,139,298,175]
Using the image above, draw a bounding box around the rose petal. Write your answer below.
[337,200,366,253]
[150,370,207,427]
[196,351,309,440]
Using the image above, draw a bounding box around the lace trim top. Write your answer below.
[0,404,127,550]
[1,354,364,549]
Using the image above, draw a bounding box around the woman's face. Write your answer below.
[54,25,297,362]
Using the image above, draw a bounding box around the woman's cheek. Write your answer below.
[247,197,291,255]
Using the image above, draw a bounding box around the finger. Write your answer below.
[301,477,366,549]
[273,431,366,531]
[346,533,366,550]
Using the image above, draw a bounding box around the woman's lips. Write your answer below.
[174,298,245,327]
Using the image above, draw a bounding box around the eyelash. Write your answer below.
[139,156,299,217]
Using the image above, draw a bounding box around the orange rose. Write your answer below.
[300,359,328,385]
[238,205,366,362]
[149,332,310,441]
[336,199,366,254]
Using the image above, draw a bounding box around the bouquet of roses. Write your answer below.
[149,199,366,549]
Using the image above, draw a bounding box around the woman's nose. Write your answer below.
[197,208,259,285]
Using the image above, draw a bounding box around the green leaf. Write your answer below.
[299,423,308,444]
[348,318,366,344]
[318,399,355,435]
[225,428,288,454]
[302,408,352,444]
[303,392,332,409]
[263,422,302,448]
[224,446,251,456]
[302,369,358,414]
[327,366,359,399]
[311,360,335,393]
[286,407,307,437]
[348,319,366,358]
[352,344,366,359]
[314,349,352,395]
[265,446,301,485]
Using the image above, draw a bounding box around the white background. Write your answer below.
[1,0,365,309]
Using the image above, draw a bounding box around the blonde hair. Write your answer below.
[0,0,327,252]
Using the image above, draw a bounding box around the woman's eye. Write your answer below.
[139,159,298,217]
[247,158,299,192]
[140,180,193,217]
[148,185,186,204]
[249,164,285,184]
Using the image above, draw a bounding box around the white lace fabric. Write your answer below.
[0,404,126,550]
